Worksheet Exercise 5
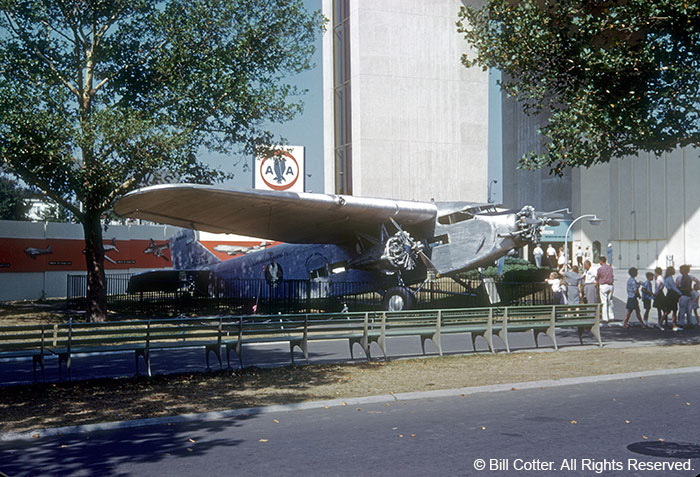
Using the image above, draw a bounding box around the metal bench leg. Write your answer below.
[205,344,223,371]
[376,337,387,361]
[145,349,151,377]
[348,338,356,360]
[226,344,243,368]
[484,329,495,354]
[134,349,152,377]
[58,352,71,382]
[420,336,428,355]
[32,355,45,383]
[577,327,585,345]
[546,326,558,351]
[591,323,602,347]
[499,329,510,353]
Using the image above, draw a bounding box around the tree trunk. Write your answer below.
[83,212,107,322]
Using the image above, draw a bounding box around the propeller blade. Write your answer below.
[418,250,439,275]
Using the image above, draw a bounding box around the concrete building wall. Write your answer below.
[323,0,491,202]
[575,146,700,270]
[500,95,572,213]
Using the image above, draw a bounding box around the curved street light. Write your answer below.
[487,180,498,203]
[564,214,602,271]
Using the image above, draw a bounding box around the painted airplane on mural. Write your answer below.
[114,184,559,310]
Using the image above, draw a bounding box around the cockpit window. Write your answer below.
[437,211,474,225]
[437,205,498,225]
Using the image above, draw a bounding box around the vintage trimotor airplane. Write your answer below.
[114,184,558,310]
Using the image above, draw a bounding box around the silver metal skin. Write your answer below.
[115,185,553,308]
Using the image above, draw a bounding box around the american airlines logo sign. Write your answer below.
[254,146,305,192]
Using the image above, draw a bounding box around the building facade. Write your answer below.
[321,0,698,271]
[572,147,700,270]
[323,0,494,202]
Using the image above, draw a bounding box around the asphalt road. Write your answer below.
[2,370,699,476]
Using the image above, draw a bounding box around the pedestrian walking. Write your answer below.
[653,267,665,329]
[676,265,699,328]
[546,244,557,269]
[596,256,614,323]
[582,259,599,305]
[575,245,583,268]
[641,272,654,326]
[563,265,583,305]
[546,271,566,305]
[533,244,544,268]
[663,266,681,331]
[623,267,646,328]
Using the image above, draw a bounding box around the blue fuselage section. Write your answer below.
[209,242,379,283]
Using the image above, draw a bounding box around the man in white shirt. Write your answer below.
[575,245,583,268]
[532,244,544,268]
[546,244,557,268]
[582,259,599,304]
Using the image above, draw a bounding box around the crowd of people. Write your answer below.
[536,242,699,331]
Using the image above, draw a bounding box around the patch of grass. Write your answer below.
[2,344,700,434]
[0,300,76,326]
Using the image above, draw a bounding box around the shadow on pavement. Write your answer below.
[0,417,258,476]
[627,441,700,459]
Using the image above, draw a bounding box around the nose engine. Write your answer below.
[515,206,561,244]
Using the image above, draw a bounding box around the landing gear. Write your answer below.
[383,286,415,311]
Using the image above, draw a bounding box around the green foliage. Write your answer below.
[0,0,325,217]
[0,0,324,319]
[458,1,700,174]
[38,201,72,223]
[0,177,29,220]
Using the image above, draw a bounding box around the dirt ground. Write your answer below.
[2,344,699,435]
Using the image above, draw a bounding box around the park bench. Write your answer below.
[503,304,601,351]
[0,324,48,382]
[553,304,601,347]
[47,316,226,380]
[0,304,603,380]
[424,307,506,355]
[363,310,440,360]
[221,314,308,367]
[294,312,375,363]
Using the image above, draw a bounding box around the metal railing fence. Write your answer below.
[66,274,552,315]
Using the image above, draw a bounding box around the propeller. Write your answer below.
[386,218,440,275]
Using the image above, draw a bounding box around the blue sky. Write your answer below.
[208,0,324,193]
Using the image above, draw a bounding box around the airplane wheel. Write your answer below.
[383,286,415,311]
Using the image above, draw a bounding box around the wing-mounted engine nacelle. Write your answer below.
[380,229,424,272]
[506,205,561,245]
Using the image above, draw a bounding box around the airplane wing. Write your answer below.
[114,184,438,244]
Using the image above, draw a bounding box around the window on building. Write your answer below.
[333,0,352,195]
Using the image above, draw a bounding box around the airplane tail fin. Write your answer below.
[169,229,220,270]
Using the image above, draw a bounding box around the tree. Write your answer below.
[458,0,700,174]
[0,0,324,321]
[0,177,30,220]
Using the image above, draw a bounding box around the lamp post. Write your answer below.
[564,214,602,271]
[487,180,498,203]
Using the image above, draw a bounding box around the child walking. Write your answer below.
[623,267,646,328]
[641,272,654,327]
